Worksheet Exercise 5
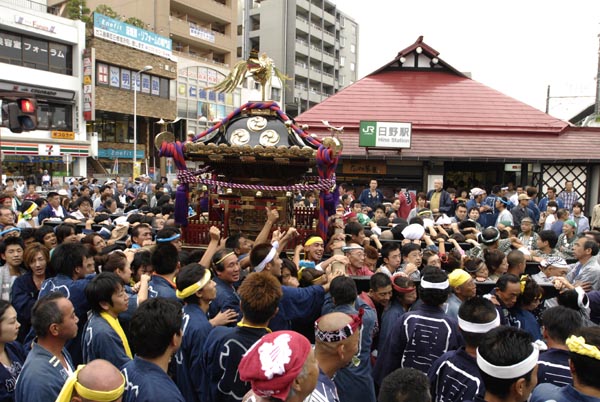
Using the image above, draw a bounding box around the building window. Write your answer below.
[350,44,355,54]
[96,62,170,98]
[0,29,73,75]
[271,87,281,100]
[36,102,73,131]
[97,63,109,85]
[350,62,355,72]
[340,56,345,67]
[121,69,131,90]
[109,66,120,88]
[351,24,356,36]
[160,78,169,98]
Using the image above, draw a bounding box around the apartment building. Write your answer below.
[239,0,358,117]
[0,0,89,178]
[49,0,237,67]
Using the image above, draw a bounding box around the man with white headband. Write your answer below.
[174,263,237,402]
[249,242,334,332]
[428,297,500,402]
[374,267,462,384]
[465,326,538,402]
[530,327,600,402]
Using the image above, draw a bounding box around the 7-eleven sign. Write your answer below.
[38,144,61,156]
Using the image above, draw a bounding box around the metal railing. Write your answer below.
[172,50,229,68]
[4,0,47,12]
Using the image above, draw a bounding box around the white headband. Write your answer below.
[575,287,590,310]
[476,344,539,379]
[420,279,449,290]
[254,241,279,273]
[458,311,501,333]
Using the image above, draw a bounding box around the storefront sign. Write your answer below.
[341,160,387,175]
[98,149,144,159]
[504,163,522,172]
[189,24,215,43]
[0,82,74,100]
[14,14,57,34]
[2,155,63,163]
[93,13,172,59]
[38,144,61,156]
[51,130,75,140]
[359,121,412,148]
[82,48,95,121]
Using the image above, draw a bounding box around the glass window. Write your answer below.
[0,31,23,64]
[141,74,151,94]
[121,69,131,90]
[22,37,48,70]
[350,62,355,72]
[0,30,73,75]
[177,99,187,117]
[151,76,160,96]
[350,44,355,54]
[115,121,129,143]
[49,42,71,75]
[36,102,73,131]
[271,87,281,100]
[187,100,196,119]
[160,78,169,98]
[109,66,120,88]
[97,63,109,85]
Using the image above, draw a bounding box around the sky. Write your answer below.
[339,0,600,120]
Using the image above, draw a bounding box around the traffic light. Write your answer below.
[17,98,37,130]
[1,98,37,133]
[1,102,21,132]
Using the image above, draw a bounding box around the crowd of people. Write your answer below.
[0,174,598,402]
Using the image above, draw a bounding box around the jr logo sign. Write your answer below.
[359,121,412,149]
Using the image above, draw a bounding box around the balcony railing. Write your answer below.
[6,0,46,12]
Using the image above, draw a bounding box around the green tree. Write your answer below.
[66,0,91,24]
[124,17,147,29]
[94,4,119,19]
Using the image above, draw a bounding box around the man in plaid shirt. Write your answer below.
[558,180,579,212]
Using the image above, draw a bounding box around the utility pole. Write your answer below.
[595,33,600,114]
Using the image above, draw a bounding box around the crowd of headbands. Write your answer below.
[0,176,598,401]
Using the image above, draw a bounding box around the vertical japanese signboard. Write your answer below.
[359,121,412,148]
[82,48,95,121]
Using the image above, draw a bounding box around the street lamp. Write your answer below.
[133,65,153,176]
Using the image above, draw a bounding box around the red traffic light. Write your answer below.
[20,99,35,113]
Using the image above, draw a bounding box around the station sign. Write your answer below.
[359,121,412,148]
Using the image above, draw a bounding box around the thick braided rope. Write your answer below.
[177,170,333,192]
[159,141,187,171]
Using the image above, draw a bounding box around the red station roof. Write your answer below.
[297,37,600,162]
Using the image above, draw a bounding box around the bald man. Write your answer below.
[305,312,361,402]
[55,359,125,402]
